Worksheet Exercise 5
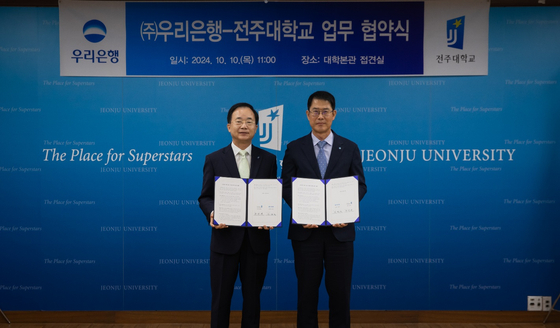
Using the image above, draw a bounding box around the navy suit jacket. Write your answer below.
[199,144,278,255]
[281,131,367,242]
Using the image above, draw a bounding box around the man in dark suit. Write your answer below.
[281,91,367,328]
[199,102,278,328]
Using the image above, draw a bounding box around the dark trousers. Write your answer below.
[210,232,268,328]
[292,227,354,328]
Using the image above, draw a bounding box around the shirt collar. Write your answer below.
[311,131,333,147]
[231,143,252,156]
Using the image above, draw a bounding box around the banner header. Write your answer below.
[59,1,489,77]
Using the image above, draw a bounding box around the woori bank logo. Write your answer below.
[83,19,107,43]
[447,16,465,50]
[258,105,283,152]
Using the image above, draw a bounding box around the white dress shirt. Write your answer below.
[231,143,252,173]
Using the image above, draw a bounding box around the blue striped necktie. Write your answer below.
[317,140,327,178]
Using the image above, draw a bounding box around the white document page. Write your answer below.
[214,177,247,226]
[292,177,326,225]
[247,179,283,228]
[325,176,360,225]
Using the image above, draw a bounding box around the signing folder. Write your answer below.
[214,176,282,227]
[291,176,360,225]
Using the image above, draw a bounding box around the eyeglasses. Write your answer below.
[309,110,334,117]
[233,119,255,127]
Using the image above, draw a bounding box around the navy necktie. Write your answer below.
[317,140,327,179]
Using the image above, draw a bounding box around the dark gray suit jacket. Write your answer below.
[199,144,278,254]
[281,131,367,242]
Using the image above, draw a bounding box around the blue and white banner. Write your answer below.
[2,4,559,313]
[59,0,489,77]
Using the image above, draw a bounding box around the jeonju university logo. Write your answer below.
[83,19,107,43]
[447,16,465,50]
[258,105,283,151]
